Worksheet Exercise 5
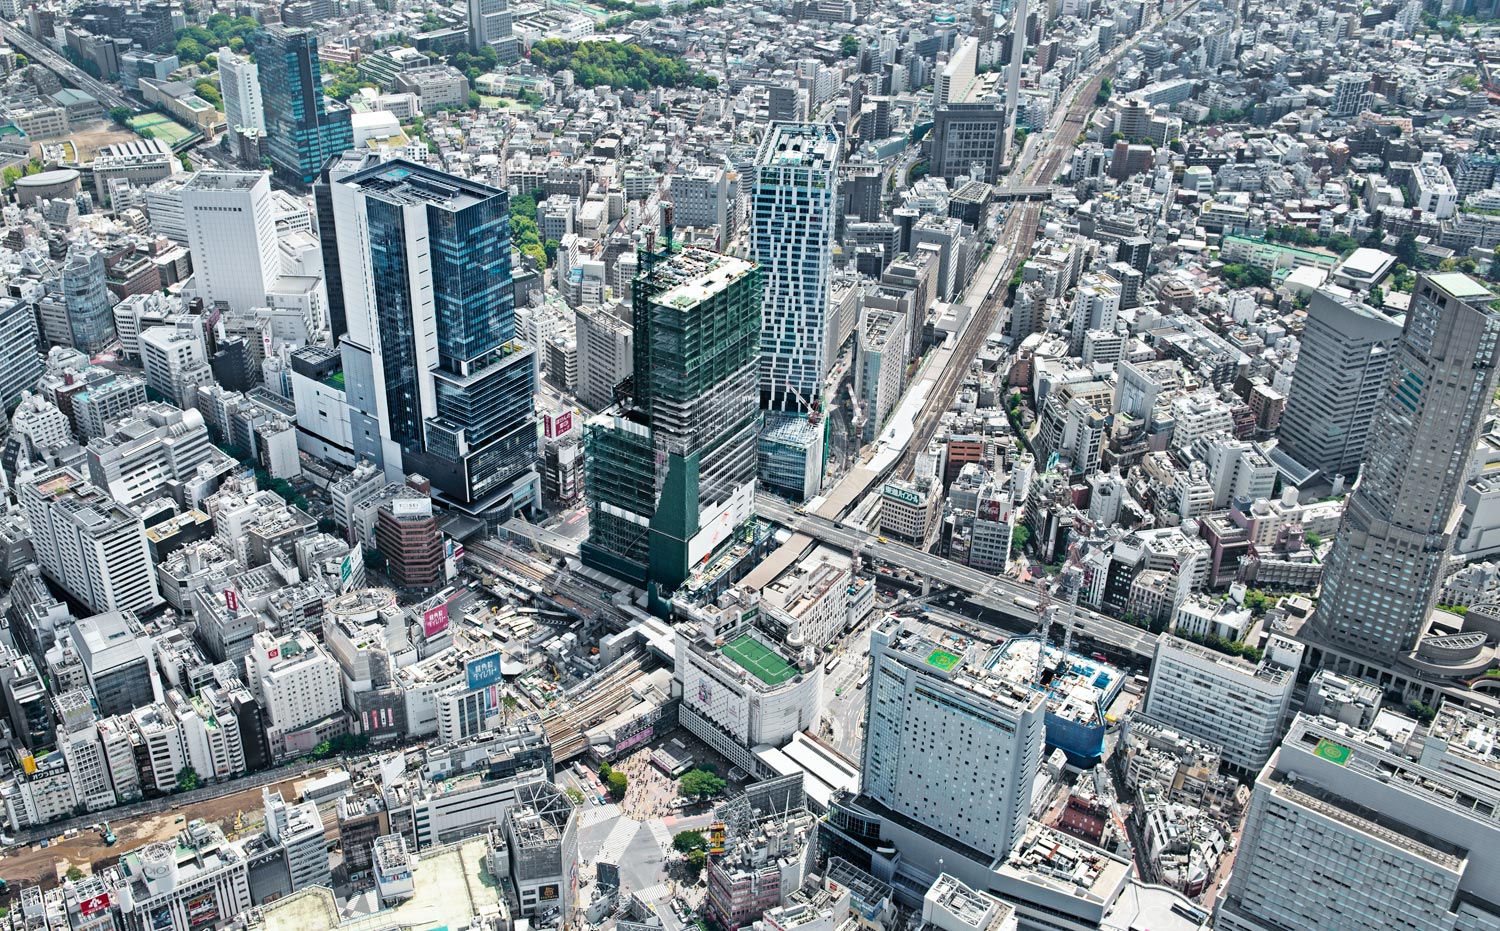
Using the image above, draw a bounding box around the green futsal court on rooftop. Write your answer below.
[723,633,797,685]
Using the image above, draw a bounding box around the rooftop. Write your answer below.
[759,122,840,171]
[255,836,503,931]
[1429,271,1493,302]
[722,631,798,686]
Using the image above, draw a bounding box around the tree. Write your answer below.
[1011,524,1032,550]
[685,848,708,877]
[1243,589,1271,616]
[679,768,727,800]
[1304,531,1323,548]
[176,766,201,791]
[1462,74,1481,91]
[544,238,560,265]
[501,694,519,723]
[840,34,860,58]
[565,786,584,805]
[673,830,707,853]
[108,105,132,124]
[65,866,85,882]
[605,769,628,800]
[1368,286,1384,308]
[1095,76,1112,105]
[1,166,19,188]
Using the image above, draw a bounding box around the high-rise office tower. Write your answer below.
[218,46,265,133]
[256,25,353,188]
[1216,710,1500,931]
[313,151,380,344]
[466,0,512,52]
[859,616,1046,861]
[753,123,838,501]
[1314,273,1500,664]
[754,123,839,412]
[332,159,539,515]
[1276,289,1400,480]
[60,244,114,355]
[582,235,761,597]
[183,171,282,312]
[0,295,43,412]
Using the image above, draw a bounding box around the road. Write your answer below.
[0,23,142,114]
[757,493,1160,659]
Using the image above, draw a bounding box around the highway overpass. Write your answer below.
[755,492,1161,661]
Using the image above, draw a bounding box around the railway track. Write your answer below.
[893,63,1115,480]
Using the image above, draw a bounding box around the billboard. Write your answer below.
[882,483,922,506]
[545,409,575,439]
[707,822,726,855]
[467,651,502,691]
[539,885,559,901]
[391,497,430,518]
[423,603,450,638]
[79,894,110,917]
[225,588,238,612]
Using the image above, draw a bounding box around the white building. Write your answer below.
[1218,710,1500,931]
[1413,153,1460,220]
[182,171,282,312]
[20,468,161,616]
[862,616,1047,861]
[673,594,823,775]
[140,322,211,410]
[1143,634,1302,773]
[218,47,264,132]
[243,630,343,758]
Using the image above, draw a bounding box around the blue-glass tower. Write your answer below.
[256,25,353,189]
[332,160,539,516]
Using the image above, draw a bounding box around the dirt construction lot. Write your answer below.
[0,774,305,891]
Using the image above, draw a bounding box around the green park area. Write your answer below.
[128,112,195,147]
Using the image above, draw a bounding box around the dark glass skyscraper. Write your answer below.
[583,241,762,596]
[1314,272,1500,663]
[332,160,538,515]
[256,25,353,189]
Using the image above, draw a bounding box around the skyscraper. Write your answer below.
[754,123,839,412]
[183,171,282,312]
[332,159,539,515]
[60,244,114,355]
[753,123,838,501]
[859,616,1046,861]
[1313,273,1500,663]
[256,25,353,188]
[0,295,43,412]
[466,0,511,53]
[1276,289,1400,479]
[1216,709,1500,931]
[313,150,381,344]
[218,46,265,133]
[582,238,762,596]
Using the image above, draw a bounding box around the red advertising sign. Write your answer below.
[423,603,450,638]
[225,589,238,612]
[545,410,574,438]
[79,894,110,916]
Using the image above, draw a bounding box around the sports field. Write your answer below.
[128,112,196,147]
[723,633,797,686]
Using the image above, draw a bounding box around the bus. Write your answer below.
[856,671,869,690]
[825,655,842,674]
